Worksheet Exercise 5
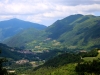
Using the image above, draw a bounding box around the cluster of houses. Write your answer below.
[16,59,29,64]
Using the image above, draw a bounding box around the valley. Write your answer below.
[0,14,100,75]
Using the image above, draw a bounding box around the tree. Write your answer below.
[75,59,100,75]
[0,50,8,75]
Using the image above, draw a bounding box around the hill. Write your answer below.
[0,18,46,41]
[3,14,100,50]
[46,14,100,49]
[46,14,83,39]
[4,28,47,48]
[0,43,39,61]
[17,52,81,75]
[0,43,24,60]
[3,28,62,50]
[17,49,100,75]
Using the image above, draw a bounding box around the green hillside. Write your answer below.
[47,14,100,49]
[83,51,100,62]
[0,18,46,41]
[3,14,100,50]
[17,52,81,75]
[4,28,47,48]
[0,43,39,61]
[46,14,83,39]
[1,14,100,75]
[4,28,63,50]
[16,49,100,75]
[28,63,77,75]
[0,43,25,60]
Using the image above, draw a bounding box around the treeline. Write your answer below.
[0,43,38,61]
[0,57,8,75]
[43,49,99,68]
[0,50,16,75]
[27,48,100,75]
[28,52,81,75]
[43,53,81,67]
[76,59,100,75]
[76,49,100,75]
[78,48,98,58]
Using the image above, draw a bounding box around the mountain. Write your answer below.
[3,27,62,50]
[4,28,47,48]
[0,18,46,41]
[2,14,100,75]
[46,14,100,49]
[46,14,83,39]
[3,14,100,50]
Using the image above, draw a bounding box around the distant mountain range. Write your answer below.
[0,18,46,41]
[2,14,100,50]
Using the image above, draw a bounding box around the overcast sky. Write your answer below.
[0,0,100,26]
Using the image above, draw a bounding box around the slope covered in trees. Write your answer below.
[0,43,31,60]
[22,52,81,75]
[0,18,46,41]
[17,49,100,75]
[46,14,100,49]
[4,28,47,48]
[3,14,100,50]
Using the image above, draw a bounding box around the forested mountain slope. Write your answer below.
[3,14,100,49]
[0,18,46,41]
[4,28,47,48]
[46,14,100,49]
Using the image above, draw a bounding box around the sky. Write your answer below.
[0,0,100,26]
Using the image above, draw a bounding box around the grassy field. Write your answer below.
[83,52,100,62]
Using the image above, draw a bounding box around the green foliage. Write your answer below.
[28,63,77,75]
[46,14,83,39]
[75,49,100,75]
[0,18,46,41]
[37,49,64,60]
[15,49,100,75]
[3,14,100,50]
[20,49,99,75]
[43,53,81,67]
[79,49,98,58]
[76,59,100,75]
[83,51,100,62]
[0,50,8,75]
[58,15,100,49]
[0,43,39,61]
[20,52,80,75]
[4,28,47,48]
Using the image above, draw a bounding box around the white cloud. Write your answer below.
[0,0,100,26]
[0,15,13,21]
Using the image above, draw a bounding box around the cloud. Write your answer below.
[0,0,100,26]
[0,15,13,21]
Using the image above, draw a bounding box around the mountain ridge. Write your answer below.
[0,18,47,41]
[3,14,100,50]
